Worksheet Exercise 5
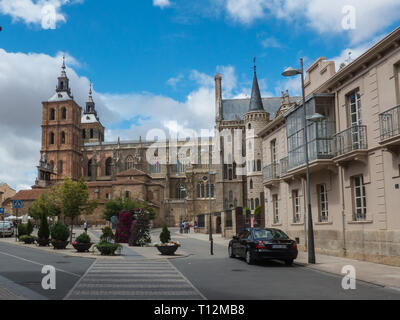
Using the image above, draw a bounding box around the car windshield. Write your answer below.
[253,229,289,240]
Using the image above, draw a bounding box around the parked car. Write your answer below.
[0,222,14,237]
[228,228,298,266]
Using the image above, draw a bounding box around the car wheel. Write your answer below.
[245,250,254,265]
[228,246,235,258]
[285,259,294,266]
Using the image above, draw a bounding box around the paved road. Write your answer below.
[170,233,400,300]
[0,241,94,300]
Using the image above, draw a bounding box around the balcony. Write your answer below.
[333,125,368,165]
[263,163,280,188]
[380,105,400,153]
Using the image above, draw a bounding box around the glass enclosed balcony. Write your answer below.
[333,125,368,157]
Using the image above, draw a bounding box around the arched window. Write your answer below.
[233,162,237,179]
[58,160,63,174]
[90,129,94,139]
[257,160,262,172]
[49,132,55,145]
[201,183,205,198]
[228,168,233,180]
[255,198,260,208]
[229,191,233,202]
[88,159,92,177]
[50,108,55,120]
[176,184,186,199]
[126,156,134,170]
[61,107,67,120]
[197,184,201,198]
[248,123,251,130]
[105,158,112,176]
[211,184,215,198]
[225,199,228,210]
[224,165,228,180]
[251,199,255,210]
[250,179,253,189]
[61,131,66,144]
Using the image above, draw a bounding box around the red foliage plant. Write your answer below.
[115,210,133,243]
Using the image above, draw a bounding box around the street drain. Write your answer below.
[56,261,71,264]
[231,269,246,272]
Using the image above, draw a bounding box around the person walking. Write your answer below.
[194,221,198,233]
[83,220,88,233]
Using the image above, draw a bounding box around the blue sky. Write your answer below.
[1,0,400,190]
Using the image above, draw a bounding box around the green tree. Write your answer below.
[160,225,171,244]
[103,198,124,222]
[29,190,61,221]
[57,178,98,243]
[254,206,262,226]
[103,197,156,222]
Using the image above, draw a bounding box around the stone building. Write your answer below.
[0,183,16,219]
[261,26,400,266]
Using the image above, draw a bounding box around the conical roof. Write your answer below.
[248,69,264,112]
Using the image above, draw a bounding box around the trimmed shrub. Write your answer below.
[38,215,50,240]
[26,220,34,236]
[19,235,35,244]
[76,233,91,244]
[160,225,171,244]
[18,224,28,238]
[100,226,114,243]
[129,213,151,247]
[50,223,70,241]
[115,211,133,244]
[95,242,122,256]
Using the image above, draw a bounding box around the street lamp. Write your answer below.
[282,58,317,264]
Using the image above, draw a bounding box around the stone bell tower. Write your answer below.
[39,56,83,182]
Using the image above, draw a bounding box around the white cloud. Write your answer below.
[166,74,184,88]
[261,37,281,48]
[153,0,171,9]
[0,0,82,29]
[221,0,400,43]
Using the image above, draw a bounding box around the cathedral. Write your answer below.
[33,58,296,232]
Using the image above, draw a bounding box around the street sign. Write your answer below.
[5,213,8,217]
[13,200,22,209]
[0,208,4,214]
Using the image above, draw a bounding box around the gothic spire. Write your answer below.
[85,81,97,118]
[248,57,264,112]
[56,55,72,97]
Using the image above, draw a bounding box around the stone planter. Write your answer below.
[72,242,92,253]
[37,238,50,247]
[21,237,35,244]
[156,245,179,256]
[51,240,69,250]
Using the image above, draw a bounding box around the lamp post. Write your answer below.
[282,58,320,264]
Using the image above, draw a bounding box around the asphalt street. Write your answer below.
[170,233,400,300]
[0,241,94,300]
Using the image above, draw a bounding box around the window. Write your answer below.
[257,160,262,172]
[61,107,67,120]
[251,198,254,210]
[105,158,112,176]
[49,132,55,145]
[255,198,260,208]
[150,162,161,173]
[176,184,187,199]
[50,108,55,120]
[250,179,253,189]
[271,140,277,164]
[106,193,111,200]
[228,168,233,180]
[126,156,134,170]
[292,190,301,223]
[224,199,228,210]
[318,184,329,222]
[88,159,92,177]
[201,183,205,198]
[61,131,66,144]
[252,160,256,172]
[352,175,367,221]
[224,164,228,180]
[229,191,233,203]
[225,210,233,227]
[233,162,237,179]
[206,184,215,198]
[198,215,205,228]
[395,63,400,104]
[90,129,94,139]
[82,129,86,139]
[58,160,63,174]
[248,124,251,130]
[234,199,238,208]
[176,160,186,173]
[125,191,131,199]
[273,195,279,224]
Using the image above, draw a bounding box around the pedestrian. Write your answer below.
[188,223,191,234]
[194,221,198,233]
[83,220,88,233]
[184,221,188,234]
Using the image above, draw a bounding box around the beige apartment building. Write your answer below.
[261,27,400,266]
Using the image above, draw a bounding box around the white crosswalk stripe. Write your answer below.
[66,259,205,300]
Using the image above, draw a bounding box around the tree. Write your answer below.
[160,225,171,244]
[103,197,156,222]
[57,178,98,243]
[103,198,124,222]
[129,213,151,247]
[29,190,61,221]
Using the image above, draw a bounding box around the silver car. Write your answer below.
[0,222,14,237]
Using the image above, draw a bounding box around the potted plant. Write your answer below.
[19,235,35,244]
[72,233,92,253]
[37,214,50,246]
[155,226,180,256]
[94,227,122,256]
[50,223,70,250]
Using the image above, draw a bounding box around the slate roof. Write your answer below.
[248,72,264,112]
[221,96,301,121]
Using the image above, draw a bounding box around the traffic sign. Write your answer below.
[0,208,4,214]
[13,200,22,209]
[5,213,8,217]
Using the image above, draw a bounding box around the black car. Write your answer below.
[228,228,298,266]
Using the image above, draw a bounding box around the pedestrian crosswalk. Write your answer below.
[65,259,205,300]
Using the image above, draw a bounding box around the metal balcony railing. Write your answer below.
[380,105,400,141]
[263,163,280,183]
[333,125,368,156]
[280,157,288,175]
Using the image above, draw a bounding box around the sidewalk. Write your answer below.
[177,230,400,290]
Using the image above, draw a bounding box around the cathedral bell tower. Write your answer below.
[38,56,83,183]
